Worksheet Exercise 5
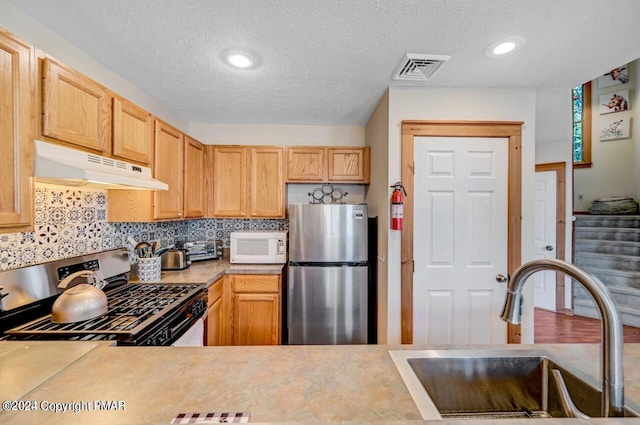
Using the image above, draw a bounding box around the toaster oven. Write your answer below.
[181,240,221,262]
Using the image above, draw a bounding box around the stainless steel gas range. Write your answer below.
[0,249,207,346]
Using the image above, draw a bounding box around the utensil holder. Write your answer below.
[138,256,161,282]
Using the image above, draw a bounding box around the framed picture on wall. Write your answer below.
[599,117,631,141]
[599,90,631,115]
[598,64,629,88]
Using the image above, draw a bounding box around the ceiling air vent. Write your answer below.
[392,53,451,81]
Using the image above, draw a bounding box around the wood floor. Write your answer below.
[534,308,640,343]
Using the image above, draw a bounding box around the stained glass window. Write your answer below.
[573,85,584,162]
[572,82,592,167]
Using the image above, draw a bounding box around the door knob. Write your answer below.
[495,274,509,283]
[545,245,554,251]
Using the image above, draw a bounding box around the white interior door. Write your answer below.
[533,170,557,310]
[413,137,508,345]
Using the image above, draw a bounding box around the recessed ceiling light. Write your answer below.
[484,36,525,58]
[223,50,259,69]
[493,41,516,55]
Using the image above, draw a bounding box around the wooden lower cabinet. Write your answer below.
[205,277,224,346]
[222,274,281,346]
[233,292,280,345]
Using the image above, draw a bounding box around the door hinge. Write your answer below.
[413,260,415,273]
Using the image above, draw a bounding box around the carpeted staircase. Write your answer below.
[573,215,640,327]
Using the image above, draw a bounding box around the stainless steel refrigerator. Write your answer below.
[287,203,368,344]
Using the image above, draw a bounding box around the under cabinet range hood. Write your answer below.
[34,140,168,190]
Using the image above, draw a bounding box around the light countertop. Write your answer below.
[0,341,110,402]
[1,342,639,425]
[4,264,639,424]
[131,260,285,287]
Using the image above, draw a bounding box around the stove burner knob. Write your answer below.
[188,299,206,315]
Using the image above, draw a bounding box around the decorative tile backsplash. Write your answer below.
[0,184,287,271]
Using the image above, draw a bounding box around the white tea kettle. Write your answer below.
[51,270,108,323]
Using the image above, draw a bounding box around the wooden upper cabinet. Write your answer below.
[41,57,111,153]
[112,97,153,165]
[285,146,370,183]
[108,131,203,222]
[286,147,325,181]
[210,146,285,218]
[153,119,184,220]
[203,145,215,218]
[249,147,285,217]
[211,146,247,217]
[184,136,205,218]
[328,147,370,183]
[0,30,35,233]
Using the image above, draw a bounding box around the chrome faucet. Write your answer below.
[500,259,625,417]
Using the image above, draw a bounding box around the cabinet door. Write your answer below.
[203,145,215,218]
[286,147,325,182]
[153,120,184,220]
[327,147,370,183]
[212,146,246,217]
[206,297,223,346]
[112,97,153,165]
[106,190,154,222]
[233,275,280,293]
[233,293,280,345]
[0,31,34,233]
[205,278,225,346]
[42,58,111,153]
[249,147,285,218]
[184,136,204,218]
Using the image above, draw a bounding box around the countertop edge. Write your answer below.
[132,260,285,287]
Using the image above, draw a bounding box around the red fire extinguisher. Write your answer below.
[391,182,407,230]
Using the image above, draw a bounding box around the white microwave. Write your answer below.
[230,231,287,264]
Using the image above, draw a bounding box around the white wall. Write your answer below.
[189,123,364,146]
[364,90,390,343]
[534,88,574,309]
[0,0,187,133]
[574,60,638,211]
[384,87,537,344]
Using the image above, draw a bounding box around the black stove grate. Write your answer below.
[6,283,203,337]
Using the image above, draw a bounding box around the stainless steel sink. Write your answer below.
[390,349,640,420]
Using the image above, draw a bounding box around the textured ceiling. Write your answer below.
[9,0,640,126]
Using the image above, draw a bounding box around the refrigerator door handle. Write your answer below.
[289,261,368,267]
